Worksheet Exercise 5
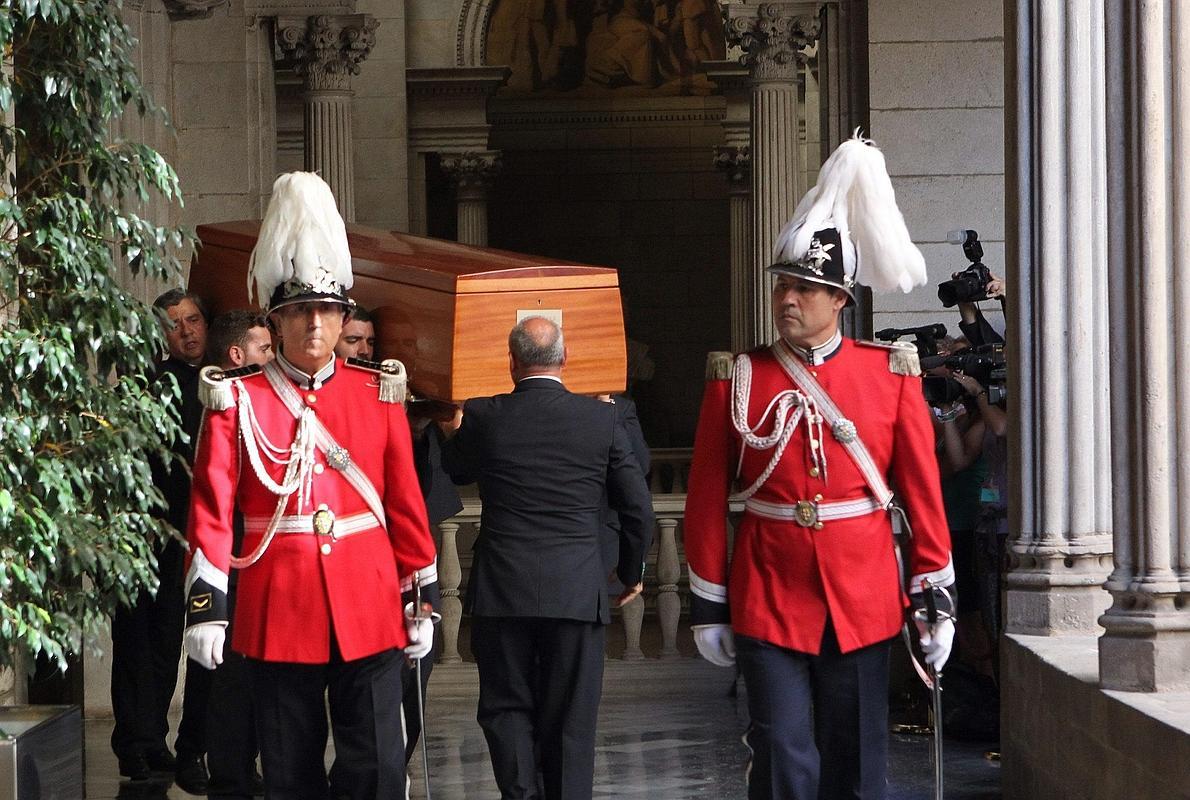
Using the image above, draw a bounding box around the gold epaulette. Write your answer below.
[345,357,408,404]
[855,340,920,376]
[198,364,262,411]
[705,351,735,381]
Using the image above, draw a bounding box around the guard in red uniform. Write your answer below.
[685,135,956,800]
[181,172,439,800]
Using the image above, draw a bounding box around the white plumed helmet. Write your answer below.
[769,131,927,303]
[247,172,354,312]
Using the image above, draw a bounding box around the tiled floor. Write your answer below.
[84,660,999,799]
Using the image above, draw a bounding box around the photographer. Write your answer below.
[935,244,1009,687]
[939,228,1006,348]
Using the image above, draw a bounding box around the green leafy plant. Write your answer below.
[0,1,192,671]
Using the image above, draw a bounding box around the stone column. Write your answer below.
[726,4,821,348]
[439,151,502,247]
[1003,1,1113,637]
[714,146,752,354]
[277,14,379,223]
[1097,0,1190,692]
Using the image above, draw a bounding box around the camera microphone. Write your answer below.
[875,323,948,341]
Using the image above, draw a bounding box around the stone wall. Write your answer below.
[352,0,411,230]
[168,0,276,262]
[1003,635,1190,799]
[867,0,1005,338]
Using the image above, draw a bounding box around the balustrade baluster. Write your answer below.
[436,521,463,663]
[656,518,682,659]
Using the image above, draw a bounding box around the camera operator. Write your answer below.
[936,278,1009,689]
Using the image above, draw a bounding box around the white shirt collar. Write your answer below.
[784,328,843,366]
[276,351,336,390]
[518,375,564,384]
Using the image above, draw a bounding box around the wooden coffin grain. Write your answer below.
[188,221,627,401]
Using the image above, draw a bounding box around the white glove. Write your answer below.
[915,616,956,671]
[403,603,437,660]
[184,623,226,671]
[692,624,736,668]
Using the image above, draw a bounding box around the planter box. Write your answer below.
[0,705,82,800]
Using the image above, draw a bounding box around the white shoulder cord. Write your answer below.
[730,354,828,500]
[230,381,316,568]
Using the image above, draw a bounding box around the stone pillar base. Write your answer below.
[1099,608,1190,691]
[1005,583,1111,636]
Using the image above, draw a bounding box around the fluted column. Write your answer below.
[1004,0,1113,637]
[439,151,502,246]
[277,14,379,222]
[1098,0,1190,692]
[714,146,753,353]
[726,4,821,348]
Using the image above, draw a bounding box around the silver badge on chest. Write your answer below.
[326,444,352,471]
[832,418,857,444]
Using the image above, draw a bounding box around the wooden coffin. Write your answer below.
[188,221,627,402]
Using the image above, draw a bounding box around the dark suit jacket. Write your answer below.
[441,377,655,624]
[412,424,464,525]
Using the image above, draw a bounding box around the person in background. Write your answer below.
[200,309,274,798]
[335,305,376,360]
[111,289,207,788]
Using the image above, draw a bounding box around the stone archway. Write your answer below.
[456,0,495,67]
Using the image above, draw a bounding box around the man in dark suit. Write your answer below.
[442,316,655,800]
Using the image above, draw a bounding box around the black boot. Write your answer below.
[174,752,210,795]
[118,754,151,781]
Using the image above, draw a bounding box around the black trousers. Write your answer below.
[109,561,183,762]
[471,616,605,800]
[735,627,893,800]
[400,637,435,765]
[206,590,258,799]
[176,654,213,759]
[250,646,405,800]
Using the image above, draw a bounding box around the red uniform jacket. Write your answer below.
[684,339,953,655]
[186,359,438,663]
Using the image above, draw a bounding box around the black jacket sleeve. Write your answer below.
[440,400,480,486]
[607,418,655,587]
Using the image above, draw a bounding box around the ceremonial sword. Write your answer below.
[410,572,437,800]
[923,579,944,800]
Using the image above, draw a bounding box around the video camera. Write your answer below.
[937,229,994,308]
[920,344,1008,406]
[874,323,948,358]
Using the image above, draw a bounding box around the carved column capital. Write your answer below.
[161,0,229,20]
[439,150,503,201]
[713,145,751,189]
[277,14,379,92]
[726,4,822,83]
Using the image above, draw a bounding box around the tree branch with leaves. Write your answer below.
[0,0,194,672]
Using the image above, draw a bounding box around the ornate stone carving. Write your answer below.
[726,3,822,83]
[277,14,379,92]
[439,151,503,201]
[162,0,229,20]
[713,145,751,186]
